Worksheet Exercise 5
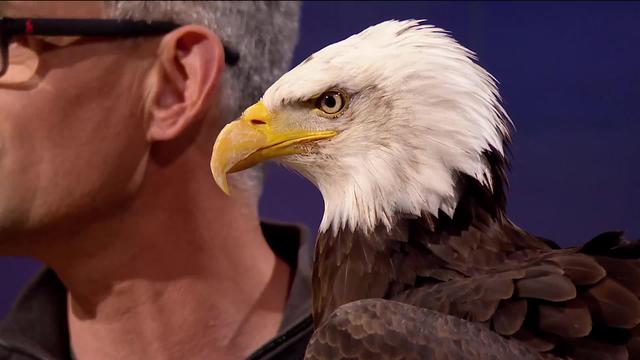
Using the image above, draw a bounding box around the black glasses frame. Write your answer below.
[0,17,240,77]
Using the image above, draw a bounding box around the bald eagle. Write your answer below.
[211,20,640,359]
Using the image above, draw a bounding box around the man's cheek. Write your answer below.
[0,104,24,176]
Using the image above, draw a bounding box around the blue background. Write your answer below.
[1,1,639,315]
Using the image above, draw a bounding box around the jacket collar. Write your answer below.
[0,268,70,359]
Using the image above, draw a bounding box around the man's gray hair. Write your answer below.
[105,1,302,197]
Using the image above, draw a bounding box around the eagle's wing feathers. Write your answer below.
[390,226,640,359]
[304,299,544,360]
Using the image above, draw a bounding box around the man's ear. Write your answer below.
[145,25,224,141]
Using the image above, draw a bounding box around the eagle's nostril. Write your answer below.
[251,119,267,125]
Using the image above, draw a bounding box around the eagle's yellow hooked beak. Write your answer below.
[210,101,336,195]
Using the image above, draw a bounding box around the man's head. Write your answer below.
[0,1,300,243]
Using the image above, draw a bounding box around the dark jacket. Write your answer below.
[0,222,314,360]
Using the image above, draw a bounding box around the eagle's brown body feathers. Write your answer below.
[309,158,640,359]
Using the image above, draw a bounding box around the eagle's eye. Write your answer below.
[315,90,347,116]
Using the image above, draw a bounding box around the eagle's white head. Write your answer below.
[211,20,511,236]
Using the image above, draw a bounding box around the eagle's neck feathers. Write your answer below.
[316,146,510,237]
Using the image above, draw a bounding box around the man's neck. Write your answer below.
[27,158,291,360]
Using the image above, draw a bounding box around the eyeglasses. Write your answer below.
[0,17,240,83]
